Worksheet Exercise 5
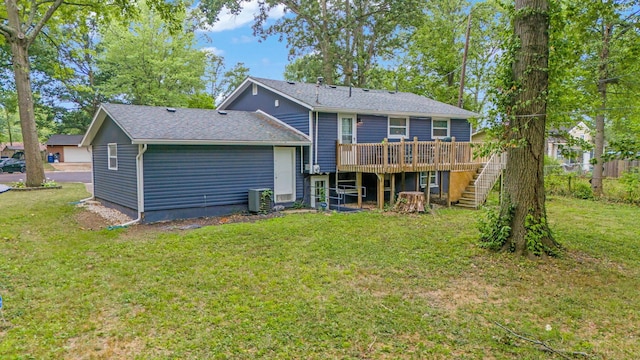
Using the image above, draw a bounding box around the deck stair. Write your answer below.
[455,152,506,209]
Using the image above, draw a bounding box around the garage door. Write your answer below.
[63,146,91,163]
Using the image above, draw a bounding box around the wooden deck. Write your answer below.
[336,138,487,174]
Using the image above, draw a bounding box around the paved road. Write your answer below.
[0,171,92,184]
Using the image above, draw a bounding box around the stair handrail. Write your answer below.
[474,152,507,208]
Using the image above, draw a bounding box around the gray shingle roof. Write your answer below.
[47,134,84,146]
[247,77,479,118]
[100,104,310,145]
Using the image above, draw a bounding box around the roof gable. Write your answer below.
[81,104,311,147]
[220,77,479,119]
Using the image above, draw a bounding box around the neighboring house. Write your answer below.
[46,134,91,163]
[80,104,311,223]
[0,142,47,159]
[546,121,593,171]
[471,128,490,142]
[82,78,489,223]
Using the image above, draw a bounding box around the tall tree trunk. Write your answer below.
[5,107,14,144]
[592,23,611,197]
[500,0,559,256]
[320,0,335,85]
[10,40,46,187]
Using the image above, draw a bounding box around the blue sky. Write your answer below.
[195,1,290,80]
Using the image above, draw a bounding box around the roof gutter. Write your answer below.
[130,139,311,146]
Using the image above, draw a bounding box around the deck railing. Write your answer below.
[336,137,488,173]
[474,152,507,208]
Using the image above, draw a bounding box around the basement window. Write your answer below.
[108,143,118,170]
[419,171,438,189]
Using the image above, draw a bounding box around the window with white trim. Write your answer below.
[108,143,118,170]
[388,117,409,138]
[252,83,258,95]
[419,171,438,189]
[432,119,450,138]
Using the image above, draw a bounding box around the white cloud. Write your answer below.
[200,47,225,56]
[201,0,285,33]
[231,35,254,44]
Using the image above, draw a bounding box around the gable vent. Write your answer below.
[166,108,176,112]
[217,110,227,115]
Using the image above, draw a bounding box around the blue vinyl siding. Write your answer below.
[296,147,303,200]
[143,145,274,211]
[451,119,471,141]
[142,144,304,221]
[316,112,338,172]
[91,117,138,211]
[224,85,311,134]
[410,117,431,140]
[356,114,387,143]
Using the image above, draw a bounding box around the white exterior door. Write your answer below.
[310,175,329,209]
[274,147,296,203]
[338,114,357,165]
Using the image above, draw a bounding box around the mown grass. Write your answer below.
[0,184,638,359]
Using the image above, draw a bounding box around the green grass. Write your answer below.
[1,184,639,359]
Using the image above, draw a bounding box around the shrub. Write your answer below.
[571,181,593,200]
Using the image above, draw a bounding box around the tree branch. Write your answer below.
[27,0,65,47]
[0,23,16,38]
[494,322,592,359]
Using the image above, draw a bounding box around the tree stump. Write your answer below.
[394,191,428,213]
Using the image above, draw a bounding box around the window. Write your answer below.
[108,143,118,170]
[419,171,438,189]
[252,83,258,95]
[432,119,450,138]
[388,117,408,138]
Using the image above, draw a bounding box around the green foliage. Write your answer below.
[97,2,206,107]
[524,213,558,256]
[619,168,640,201]
[478,204,514,251]
[603,137,640,161]
[41,178,59,188]
[201,0,422,87]
[259,188,273,214]
[571,181,594,200]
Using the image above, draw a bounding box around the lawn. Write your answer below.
[0,184,638,359]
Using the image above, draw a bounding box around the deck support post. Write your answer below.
[401,172,406,192]
[412,137,418,170]
[356,172,362,208]
[390,174,396,206]
[376,173,384,210]
[424,171,431,209]
[399,138,405,172]
[447,171,452,207]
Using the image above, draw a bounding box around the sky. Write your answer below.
[195,1,291,80]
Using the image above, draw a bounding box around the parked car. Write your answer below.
[0,158,26,174]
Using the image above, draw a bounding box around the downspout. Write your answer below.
[315,111,319,170]
[116,144,147,227]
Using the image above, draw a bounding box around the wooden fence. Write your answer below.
[603,160,640,178]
